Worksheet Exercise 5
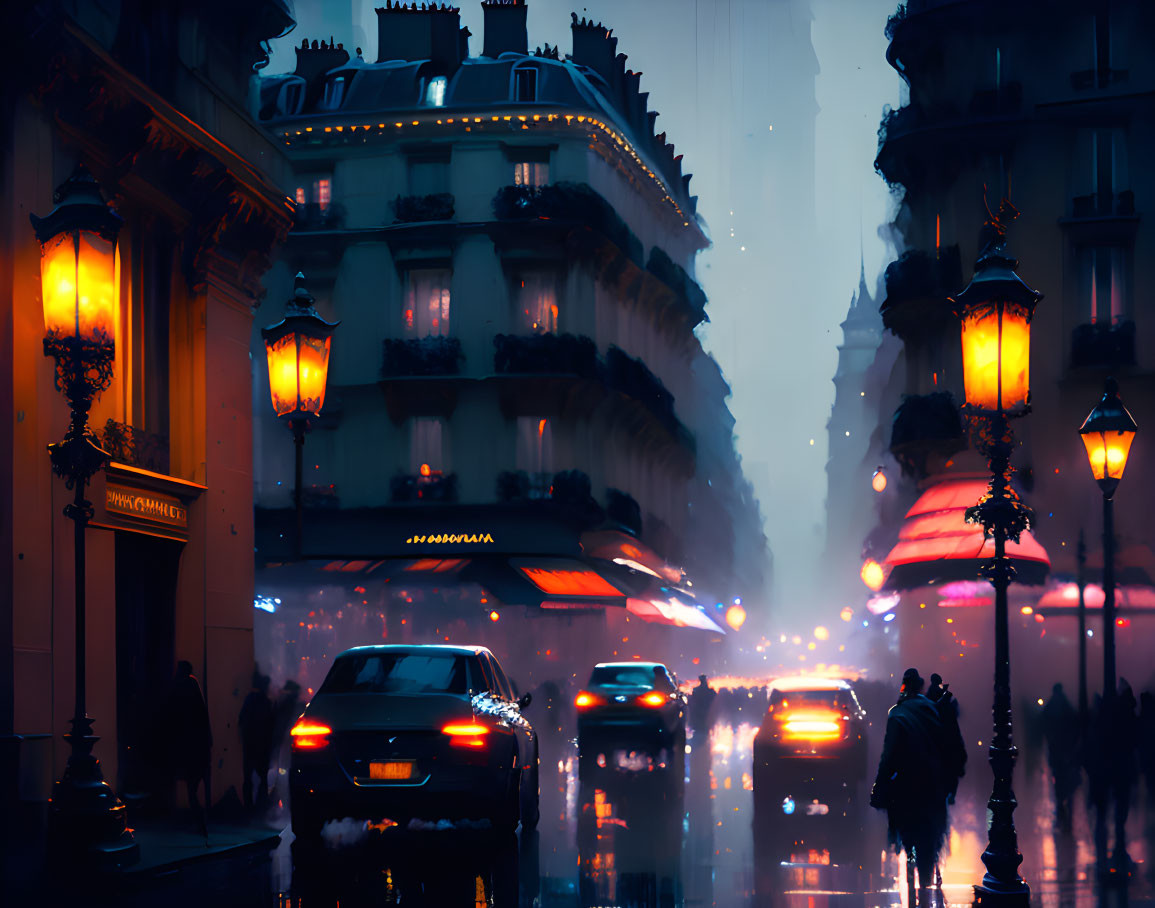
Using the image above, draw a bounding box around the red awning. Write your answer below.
[883,477,1050,590]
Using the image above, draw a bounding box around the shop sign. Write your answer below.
[106,484,188,529]
[405,532,495,545]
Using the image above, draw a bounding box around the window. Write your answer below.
[313,178,331,213]
[410,417,446,475]
[517,271,558,334]
[404,268,451,336]
[424,75,447,107]
[513,161,549,188]
[320,652,469,695]
[514,66,537,102]
[408,160,449,196]
[320,75,346,110]
[1080,246,1129,324]
[294,186,306,205]
[516,417,553,497]
[282,81,303,115]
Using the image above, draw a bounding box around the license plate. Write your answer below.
[369,761,413,781]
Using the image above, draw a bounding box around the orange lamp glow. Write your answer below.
[871,468,887,493]
[489,610,500,622]
[1079,378,1138,497]
[861,559,886,592]
[290,719,332,750]
[638,691,667,707]
[30,165,123,348]
[959,305,1031,412]
[725,604,747,631]
[262,273,338,421]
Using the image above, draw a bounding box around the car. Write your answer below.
[289,644,539,842]
[752,677,868,866]
[575,661,687,775]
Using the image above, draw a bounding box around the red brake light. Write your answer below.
[575,691,602,709]
[290,719,331,750]
[638,691,667,708]
[442,723,489,747]
[775,709,844,743]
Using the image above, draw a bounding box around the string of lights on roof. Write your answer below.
[278,108,692,228]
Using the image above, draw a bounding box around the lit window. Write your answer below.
[313,178,331,213]
[514,66,537,102]
[410,418,446,474]
[516,417,553,496]
[295,187,306,205]
[513,162,549,188]
[405,269,451,337]
[1081,246,1128,323]
[424,76,447,107]
[518,271,558,334]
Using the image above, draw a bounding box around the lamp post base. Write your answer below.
[973,880,1030,908]
[47,718,139,869]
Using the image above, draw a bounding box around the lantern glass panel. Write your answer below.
[297,334,332,416]
[265,333,300,417]
[1081,428,1135,483]
[960,305,1030,411]
[41,230,117,343]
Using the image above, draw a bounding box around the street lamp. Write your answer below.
[30,164,137,863]
[950,198,1040,908]
[262,273,338,559]
[1079,377,1137,705]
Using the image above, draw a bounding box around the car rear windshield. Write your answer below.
[770,690,850,711]
[320,652,469,695]
[590,666,661,688]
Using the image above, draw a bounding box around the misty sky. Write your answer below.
[266,0,902,623]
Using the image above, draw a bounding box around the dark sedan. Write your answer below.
[575,661,686,774]
[289,644,539,842]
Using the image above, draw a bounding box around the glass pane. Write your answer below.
[320,653,468,695]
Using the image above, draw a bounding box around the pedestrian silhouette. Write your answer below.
[239,670,275,812]
[1084,694,1111,875]
[167,660,212,836]
[689,674,716,736]
[1110,680,1139,872]
[1041,683,1081,832]
[871,668,964,908]
[1138,691,1155,883]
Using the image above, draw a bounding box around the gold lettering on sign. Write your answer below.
[106,484,188,528]
[405,533,495,545]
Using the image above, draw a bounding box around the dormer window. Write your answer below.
[282,81,303,115]
[514,66,538,102]
[424,76,447,108]
[320,75,346,110]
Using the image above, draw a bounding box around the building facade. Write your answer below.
[868,0,1155,708]
[251,0,769,689]
[0,0,295,831]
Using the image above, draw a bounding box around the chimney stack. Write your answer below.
[482,0,528,58]
[294,37,350,84]
[570,14,622,95]
[376,2,467,73]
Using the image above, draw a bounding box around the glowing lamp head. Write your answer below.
[30,164,123,347]
[262,273,339,421]
[861,558,886,592]
[871,468,887,493]
[950,223,1041,415]
[1079,377,1138,499]
[725,603,747,631]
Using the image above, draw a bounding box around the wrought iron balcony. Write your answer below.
[1070,320,1136,370]
[391,471,458,503]
[605,346,678,437]
[390,193,455,223]
[293,201,345,231]
[382,336,464,377]
[101,419,170,475]
[889,392,965,478]
[493,333,600,378]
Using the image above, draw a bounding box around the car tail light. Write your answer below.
[290,719,332,750]
[637,691,667,708]
[442,723,489,747]
[574,691,603,709]
[776,709,844,743]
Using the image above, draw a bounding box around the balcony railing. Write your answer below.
[889,391,965,478]
[391,471,458,503]
[101,419,170,475]
[493,333,600,378]
[382,336,464,377]
[390,193,455,223]
[1070,320,1136,370]
[293,201,345,231]
[496,470,555,502]
[605,346,678,437]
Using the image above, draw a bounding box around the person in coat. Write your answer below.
[167,660,212,836]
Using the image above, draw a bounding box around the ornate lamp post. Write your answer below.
[261,273,338,559]
[1079,377,1137,705]
[950,198,1040,908]
[30,165,137,863]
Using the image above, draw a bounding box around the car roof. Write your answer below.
[339,644,489,658]
[768,676,851,693]
[593,661,667,671]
